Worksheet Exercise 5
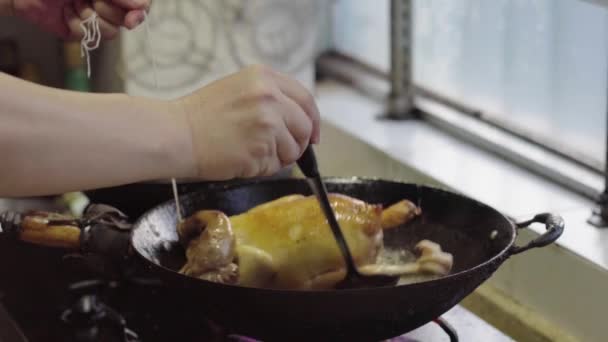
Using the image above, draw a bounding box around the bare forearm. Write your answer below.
[0,72,195,197]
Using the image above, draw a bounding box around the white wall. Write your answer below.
[115,0,330,100]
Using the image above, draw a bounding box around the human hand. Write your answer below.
[12,0,150,40]
[174,65,321,180]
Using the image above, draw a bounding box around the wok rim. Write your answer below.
[130,176,518,294]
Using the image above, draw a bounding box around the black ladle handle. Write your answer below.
[296,144,321,178]
[510,213,564,255]
[297,145,360,277]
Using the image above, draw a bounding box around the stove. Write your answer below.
[0,274,514,342]
[0,198,514,342]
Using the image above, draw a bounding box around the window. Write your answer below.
[414,0,607,171]
[329,0,608,198]
[332,0,390,73]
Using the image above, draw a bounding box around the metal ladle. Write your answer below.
[296,145,399,289]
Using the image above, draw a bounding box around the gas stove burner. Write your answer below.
[4,274,461,342]
[60,295,139,342]
[0,210,22,236]
[205,318,458,342]
[432,318,458,342]
[58,278,459,342]
[0,302,28,342]
[61,280,140,342]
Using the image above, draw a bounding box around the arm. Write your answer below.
[0,72,195,197]
[0,64,320,198]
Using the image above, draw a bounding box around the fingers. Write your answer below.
[275,115,304,169]
[64,0,150,40]
[243,139,282,178]
[63,6,85,41]
[267,69,321,144]
[110,0,150,29]
[263,145,283,177]
[110,0,151,10]
[93,0,127,26]
[73,0,120,40]
[123,9,146,29]
[278,93,313,157]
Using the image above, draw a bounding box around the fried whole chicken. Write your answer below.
[177,193,453,290]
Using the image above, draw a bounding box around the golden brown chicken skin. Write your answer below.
[177,193,452,290]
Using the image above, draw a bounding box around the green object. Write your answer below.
[65,67,90,92]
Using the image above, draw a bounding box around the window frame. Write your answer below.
[318,0,608,226]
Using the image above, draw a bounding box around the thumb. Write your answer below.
[123,9,146,29]
[110,0,151,10]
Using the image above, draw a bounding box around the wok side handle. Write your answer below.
[510,213,564,255]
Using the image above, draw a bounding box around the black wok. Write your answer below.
[130,177,563,341]
[1,177,564,341]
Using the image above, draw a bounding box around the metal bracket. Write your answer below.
[382,0,417,120]
[588,191,608,228]
[588,52,608,228]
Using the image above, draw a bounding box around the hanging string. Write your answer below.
[142,11,159,89]
[79,10,184,223]
[79,13,101,78]
[142,10,183,223]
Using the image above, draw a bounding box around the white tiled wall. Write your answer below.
[115,0,331,100]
